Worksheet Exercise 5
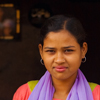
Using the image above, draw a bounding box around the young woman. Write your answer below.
[13,15,100,100]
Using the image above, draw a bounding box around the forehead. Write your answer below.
[43,30,78,47]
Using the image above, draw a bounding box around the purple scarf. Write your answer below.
[28,69,94,100]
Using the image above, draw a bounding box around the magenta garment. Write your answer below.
[28,69,94,100]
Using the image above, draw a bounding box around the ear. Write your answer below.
[38,44,43,59]
[81,42,88,58]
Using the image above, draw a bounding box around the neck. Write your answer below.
[52,72,77,99]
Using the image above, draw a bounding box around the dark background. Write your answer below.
[0,0,100,100]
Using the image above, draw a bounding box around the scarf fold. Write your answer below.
[28,69,94,100]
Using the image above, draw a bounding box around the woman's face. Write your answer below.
[39,30,87,81]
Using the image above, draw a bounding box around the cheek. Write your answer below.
[66,53,82,66]
[43,55,53,70]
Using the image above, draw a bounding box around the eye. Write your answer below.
[64,49,74,53]
[46,50,55,53]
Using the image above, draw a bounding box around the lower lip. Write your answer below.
[55,67,67,72]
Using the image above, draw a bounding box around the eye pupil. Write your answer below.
[65,49,73,52]
[50,50,54,52]
[46,50,55,53]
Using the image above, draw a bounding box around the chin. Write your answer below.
[52,74,69,81]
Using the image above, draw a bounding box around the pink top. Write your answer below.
[13,83,31,100]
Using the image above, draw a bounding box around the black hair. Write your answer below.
[40,15,86,47]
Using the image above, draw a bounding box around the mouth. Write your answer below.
[53,66,68,72]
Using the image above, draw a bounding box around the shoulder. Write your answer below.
[13,80,39,100]
[28,80,39,92]
[89,82,100,100]
[13,83,31,100]
[93,84,100,100]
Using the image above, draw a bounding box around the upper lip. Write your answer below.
[54,66,67,68]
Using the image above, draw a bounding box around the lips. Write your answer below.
[54,66,67,72]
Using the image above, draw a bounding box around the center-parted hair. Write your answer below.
[40,15,86,47]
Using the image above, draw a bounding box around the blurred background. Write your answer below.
[0,0,100,100]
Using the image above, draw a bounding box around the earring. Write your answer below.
[40,59,44,65]
[82,57,86,63]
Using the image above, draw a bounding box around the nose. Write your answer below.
[54,52,65,64]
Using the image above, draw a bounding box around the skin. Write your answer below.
[39,29,87,100]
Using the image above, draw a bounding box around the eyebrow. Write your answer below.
[44,46,75,49]
[63,46,75,49]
